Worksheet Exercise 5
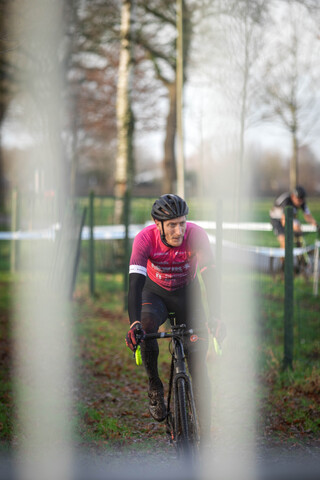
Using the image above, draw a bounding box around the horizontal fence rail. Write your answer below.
[0,221,318,240]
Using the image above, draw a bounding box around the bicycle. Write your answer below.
[134,312,200,461]
[293,231,313,280]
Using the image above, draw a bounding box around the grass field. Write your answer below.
[0,268,319,453]
[72,270,320,447]
[0,195,320,453]
[1,196,320,272]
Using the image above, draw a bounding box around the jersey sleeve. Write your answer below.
[127,273,146,325]
[275,192,290,208]
[129,228,151,276]
[189,224,215,269]
[301,202,311,215]
[189,224,219,319]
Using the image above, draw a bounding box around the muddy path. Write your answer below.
[73,305,320,478]
[0,300,319,479]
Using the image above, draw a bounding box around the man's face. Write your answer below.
[291,193,304,207]
[155,216,187,246]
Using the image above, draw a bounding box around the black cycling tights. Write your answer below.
[138,278,210,433]
[140,309,211,436]
[140,312,163,391]
[141,297,211,437]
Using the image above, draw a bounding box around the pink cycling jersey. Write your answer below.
[129,222,214,291]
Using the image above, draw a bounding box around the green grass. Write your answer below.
[71,281,172,449]
[75,195,320,226]
[75,270,320,444]
[1,196,319,271]
[1,238,320,449]
[0,193,318,449]
[254,270,320,440]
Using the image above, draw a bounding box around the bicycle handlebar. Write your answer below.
[133,325,222,365]
[293,226,320,236]
[143,326,199,341]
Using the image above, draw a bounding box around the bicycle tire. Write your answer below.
[177,377,189,446]
[296,252,312,280]
[175,377,199,459]
[185,382,200,448]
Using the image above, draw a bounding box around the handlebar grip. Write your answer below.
[135,324,144,343]
[213,337,222,356]
[135,345,142,366]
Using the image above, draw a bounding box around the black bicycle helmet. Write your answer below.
[151,194,189,221]
[293,185,306,200]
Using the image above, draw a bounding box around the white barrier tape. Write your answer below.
[0,222,318,243]
[0,224,143,241]
[194,221,317,232]
[0,229,56,240]
[81,225,142,240]
[207,235,316,258]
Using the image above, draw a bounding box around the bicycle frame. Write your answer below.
[293,231,312,278]
[142,315,200,457]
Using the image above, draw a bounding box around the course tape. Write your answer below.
[0,222,318,262]
[207,234,317,258]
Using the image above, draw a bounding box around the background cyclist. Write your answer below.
[269,185,318,249]
[125,194,224,445]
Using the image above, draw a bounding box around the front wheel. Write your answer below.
[174,376,199,460]
[296,253,312,281]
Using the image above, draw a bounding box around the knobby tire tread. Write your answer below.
[177,377,189,446]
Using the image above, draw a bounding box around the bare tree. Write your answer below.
[135,0,193,193]
[258,1,320,189]
[64,0,121,198]
[114,0,135,224]
[64,0,177,199]
[219,0,268,215]
[186,0,269,210]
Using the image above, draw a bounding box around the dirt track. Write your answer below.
[72,307,320,480]
[1,302,319,480]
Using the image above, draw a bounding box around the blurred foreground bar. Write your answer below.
[10,2,73,480]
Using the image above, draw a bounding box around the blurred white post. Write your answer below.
[200,134,257,480]
[176,0,185,198]
[10,2,73,480]
[202,211,257,480]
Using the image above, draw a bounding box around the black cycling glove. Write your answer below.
[125,322,145,352]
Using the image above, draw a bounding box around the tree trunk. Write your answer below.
[236,5,249,222]
[290,132,298,190]
[114,0,135,224]
[162,82,177,194]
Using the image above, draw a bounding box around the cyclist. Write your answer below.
[125,194,224,443]
[270,185,318,249]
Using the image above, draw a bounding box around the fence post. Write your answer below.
[70,207,87,299]
[283,206,294,371]
[123,189,131,311]
[10,189,18,273]
[89,191,95,297]
[313,240,319,296]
